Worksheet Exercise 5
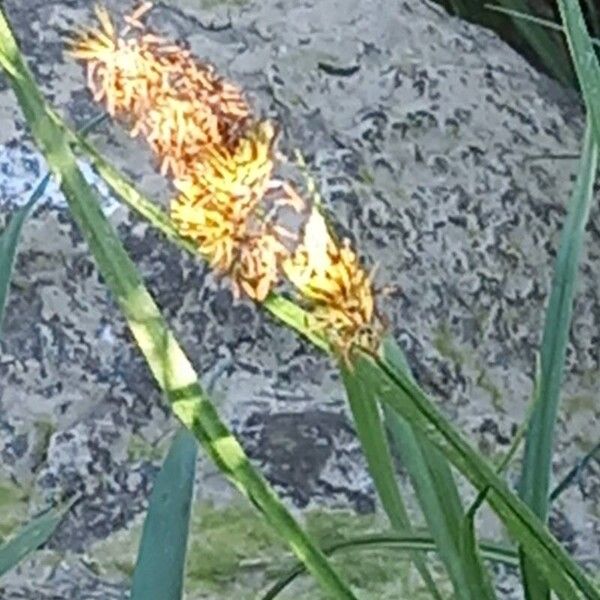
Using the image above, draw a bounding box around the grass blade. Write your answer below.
[453,1,574,85]
[460,353,541,599]
[381,336,495,599]
[550,441,600,503]
[495,0,573,85]
[359,352,598,600]
[518,118,598,596]
[0,177,46,338]
[340,366,443,600]
[261,531,520,600]
[130,428,198,600]
[556,0,600,141]
[0,11,355,599]
[0,501,72,576]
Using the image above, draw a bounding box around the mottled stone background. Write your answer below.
[0,0,598,598]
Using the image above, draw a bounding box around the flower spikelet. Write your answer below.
[284,208,383,363]
[69,3,252,179]
[169,120,279,273]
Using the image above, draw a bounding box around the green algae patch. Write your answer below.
[433,322,466,366]
[0,480,30,543]
[475,366,505,412]
[126,434,169,463]
[564,394,596,417]
[89,500,446,599]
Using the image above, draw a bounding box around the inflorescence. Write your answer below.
[69,3,384,363]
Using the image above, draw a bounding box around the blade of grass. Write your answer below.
[261,531,520,600]
[363,352,598,600]
[459,353,541,599]
[340,366,443,600]
[496,0,574,85]
[485,3,600,48]
[582,0,600,38]
[0,177,46,337]
[445,1,474,16]
[0,501,73,576]
[0,11,355,599]
[381,337,495,600]
[518,117,598,597]
[0,113,106,339]
[130,428,198,600]
[487,2,600,595]
[550,441,600,502]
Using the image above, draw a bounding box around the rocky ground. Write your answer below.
[0,0,598,598]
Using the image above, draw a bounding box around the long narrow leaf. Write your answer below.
[485,3,600,48]
[0,178,46,337]
[518,118,598,596]
[556,0,600,142]
[496,0,573,85]
[361,352,598,600]
[460,354,541,598]
[0,502,72,576]
[0,11,355,600]
[262,531,520,600]
[382,337,495,599]
[550,441,600,503]
[341,366,443,600]
[130,428,198,600]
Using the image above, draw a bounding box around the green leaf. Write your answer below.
[453,1,574,85]
[358,352,598,600]
[381,337,494,600]
[550,441,600,503]
[261,531,520,600]
[0,501,72,577]
[0,10,355,600]
[0,176,46,338]
[131,428,198,600]
[340,364,443,600]
[518,118,598,597]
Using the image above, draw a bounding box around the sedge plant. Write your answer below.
[0,2,598,599]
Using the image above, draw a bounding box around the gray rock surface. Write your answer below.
[0,0,598,597]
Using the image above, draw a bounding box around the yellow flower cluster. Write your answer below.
[284,208,383,361]
[70,4,383,361]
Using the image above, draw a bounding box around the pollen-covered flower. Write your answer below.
[169,120,280,273]
[69,3,252,179]
[284,208,383,362]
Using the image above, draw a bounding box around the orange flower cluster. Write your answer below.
[284,208,383,361]
[70,3,383,361]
